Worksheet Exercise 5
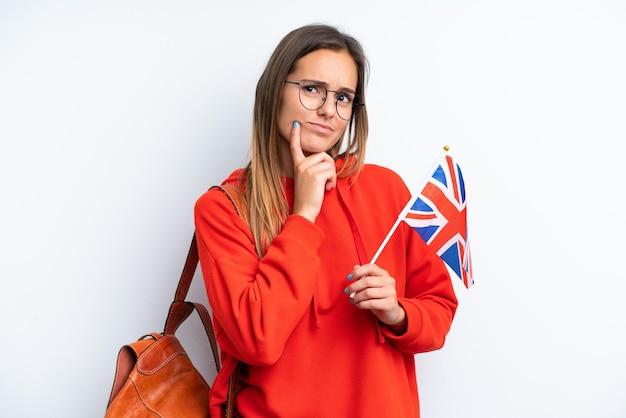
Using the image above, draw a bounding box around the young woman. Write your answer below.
[194,23,458,417]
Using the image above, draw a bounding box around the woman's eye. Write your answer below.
[337,93,354,104]
[303,84,322,95]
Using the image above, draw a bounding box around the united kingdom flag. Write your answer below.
[402,152,474,288]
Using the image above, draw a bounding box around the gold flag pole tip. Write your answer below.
[443,145,450,152]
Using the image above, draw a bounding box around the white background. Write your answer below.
[1,1,625,417]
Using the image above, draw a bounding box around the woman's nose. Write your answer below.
[317,95,337,117]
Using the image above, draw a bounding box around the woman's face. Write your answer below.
[278,48,358,159]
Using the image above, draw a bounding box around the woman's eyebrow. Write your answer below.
[300,78,356,94]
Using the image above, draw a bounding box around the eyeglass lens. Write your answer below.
[297,83,355,121]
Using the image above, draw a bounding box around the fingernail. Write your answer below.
[344,288,349,295]
[347,273,353,280]
[293,121,299,128]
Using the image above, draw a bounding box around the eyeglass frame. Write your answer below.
[284,80,364,121]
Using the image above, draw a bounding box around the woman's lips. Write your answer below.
[309,122,333,134]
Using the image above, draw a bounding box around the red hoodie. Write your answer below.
[194,161,458,417]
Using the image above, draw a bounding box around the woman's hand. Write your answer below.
[290,121,337,223]
[344,264,407,330]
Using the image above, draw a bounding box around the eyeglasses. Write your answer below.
[284,81,363,121]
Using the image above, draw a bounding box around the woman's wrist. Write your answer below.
[387,305,407,334]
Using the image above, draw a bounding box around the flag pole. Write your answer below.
[370,217,402,264]
[369,145,450,264]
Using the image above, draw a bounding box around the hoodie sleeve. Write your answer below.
[358,165,458,354]
[381,226,458,353]
[194,187,324,366]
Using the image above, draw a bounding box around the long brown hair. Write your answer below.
[243,24,370,257]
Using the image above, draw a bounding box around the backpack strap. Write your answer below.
[211,183,246,418]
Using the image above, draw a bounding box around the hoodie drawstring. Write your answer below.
[313,296,321,329]
[336,185,386,344]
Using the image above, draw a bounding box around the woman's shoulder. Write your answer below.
[346,163,411,201]
[360,164,406,187]
[362,163,400,177]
